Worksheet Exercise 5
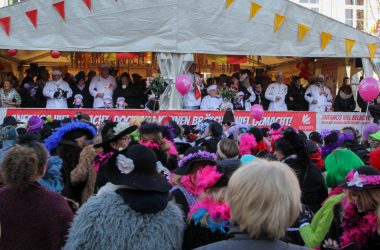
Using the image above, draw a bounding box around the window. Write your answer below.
[345,0,364,5]
[300,0,319,3]
[345,0,365,30]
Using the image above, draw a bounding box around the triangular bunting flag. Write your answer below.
[25,9,38,28]
[225,0,234,9]
[82,0,91,10]
[345,38,356,57]
[368,43,378,61]
[321,32,333,51]
[274,13,286,32]
[0,17,10,36]
[249,2,262,21]
[53,1,65,20]
[298,24,309,42]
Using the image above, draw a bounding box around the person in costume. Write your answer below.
[286,76,308,111]
[93,122,137,192]
[321,166,380,250]
[195,121,223,153]
[183,140,240,249]
[299,148,364,248]
[305,75,333,112]
[89,64,117,108]
[200,85,223,110]
[44,121,97,203]
[238,70,256,107]
[0,143,73,250]
[72,94,84,108]
[196,159,309,250]
[64,145,184,250]
[43,70,73,109]
[0,79,21,108]
[115,97,126,109]
[170,146,217,216]
[265,72,288,111]
[139,123,178,171]
[102,95,113,109]
[69,75,93,108]
[183,63,204,110]
[275,128,327,213]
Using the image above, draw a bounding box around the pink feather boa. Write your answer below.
[188,195,231,221]
[239,133,257,156]
[140,139,178,155]
[171,165,222,197]
[340,197,378,248]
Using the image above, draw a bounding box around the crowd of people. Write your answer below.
[0,63,371,113]
[0,111,380,249]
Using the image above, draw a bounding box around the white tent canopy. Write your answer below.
[0,0,379,58]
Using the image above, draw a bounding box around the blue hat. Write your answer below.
[240,154,256,165]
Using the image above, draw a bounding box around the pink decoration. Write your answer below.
[175,75,191,96]
[239,133,257,156]
[7,49,17,57]
[250,104,264,121]
[50,50,61,58]
[359,77,379,102]
[188,196,231,221]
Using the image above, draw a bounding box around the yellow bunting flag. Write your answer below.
[225,0,234,9]
[249,2,262,21]
[345,39,356,57]
[274,14,286,32]
[368,43,378,61]
[298,24,310,42]
[321,32,333,51]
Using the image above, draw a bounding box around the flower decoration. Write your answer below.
[220,86,238,101]
[113,122,130,136]
[347,171,367,188]
[178,151,217,168]
[146,76,166,97]
[117,154,135,174]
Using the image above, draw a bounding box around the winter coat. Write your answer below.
[333,92,356,112]
[64,192,184,250]
[70,144,99,203]
[112,84,145,109]
[195,227,311,250]
[284,158,328,213]
[0,183,73,250]
[69,84,93,108]
[286,85,308,111]
[39,155,64,193]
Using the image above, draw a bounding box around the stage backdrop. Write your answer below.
[1,109,372,133]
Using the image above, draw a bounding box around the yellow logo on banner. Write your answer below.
[249,2,262,21]
[274,14,286,32]
[298,24,310,42]
[368,43,378,61]
[345,39,356,57]
[225,0,234,9]
[321,32,333,50]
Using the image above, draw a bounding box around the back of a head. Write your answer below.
[217,138,239,160]
[325,148,364,187]
[2,144,45,190]
[208,122,223,138]
[227,159,301,240]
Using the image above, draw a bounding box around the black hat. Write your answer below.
[94,122,137,148]
[309,132,323,145]
[343,166,380,190]
[173,146,217,175]
[249,127,264,142]
[105,144,171,192]
[139,123,161,135]
[306,140,319,154]
[213,162,240,188]
[2,116,22,127]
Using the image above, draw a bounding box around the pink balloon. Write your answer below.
[250,104,264,121]
[175,75,191,96]
[359,77,380,102]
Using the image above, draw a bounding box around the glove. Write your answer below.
[62,91,68,99]
[53,91,60,98]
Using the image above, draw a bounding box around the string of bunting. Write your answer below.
[225,0,378,60]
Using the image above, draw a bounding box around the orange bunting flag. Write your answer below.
[368,43,378,61]
[249,2,262,21]
[345,39,356,57]
[225,0,234,9]
[298,24,310,42]
[321,32,333,51]
[274,14,286,32]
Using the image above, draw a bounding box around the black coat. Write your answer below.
[252,91,269,110]
[195,136,221,153]
[69,84,93,108]
[286,85,308,111]
[113,84,145,109]
[284,158,328,213]
[238,83,253,103]
[333,93,356,112]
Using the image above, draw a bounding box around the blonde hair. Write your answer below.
[217,138,239,160]
[348,188,380,234]
[227,159,301,240]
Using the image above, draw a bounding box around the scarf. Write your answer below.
[340,198,378,248]
[188,196,231,233]
[93,151,115,172]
